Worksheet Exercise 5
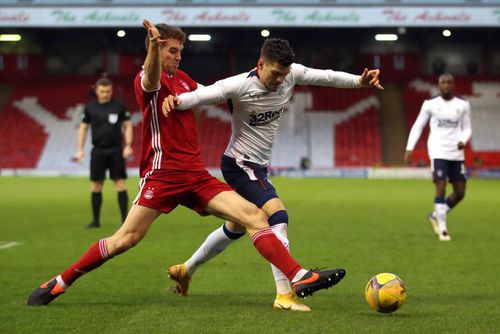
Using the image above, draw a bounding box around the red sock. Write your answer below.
[60,239,109,286]
[251,228,302,282]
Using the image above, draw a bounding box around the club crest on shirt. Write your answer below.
[180,80,190,91]
[108,113,118,124]
[277,84,286,97]
[144,188,154,200]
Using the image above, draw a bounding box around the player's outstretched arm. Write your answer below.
[358,68,384,90]
[142,19,168,91]
[162,78,235,117]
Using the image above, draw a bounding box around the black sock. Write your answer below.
[91,192,102,225]
[118,190,129,223]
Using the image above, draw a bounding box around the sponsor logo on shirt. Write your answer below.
[248,91,269,99]
[249,107,284,126]
[437,119,459,128]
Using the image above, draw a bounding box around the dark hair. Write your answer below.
[438,73,454,83]
[144,24,186,50]
[95,73,112,87]
[260,38,295,67]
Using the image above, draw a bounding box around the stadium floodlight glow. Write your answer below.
[261,29,270,37]
[188,34,211,42]
[117,30,126,38]
[0,34,21,42]
[374,34,398,42]
[442,29,452,37]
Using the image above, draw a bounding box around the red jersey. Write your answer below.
[134,69,206,177]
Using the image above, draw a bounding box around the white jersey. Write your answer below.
[176,63,361,166]
[406,95,472,161]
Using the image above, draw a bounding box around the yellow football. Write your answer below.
[365,273,407,313]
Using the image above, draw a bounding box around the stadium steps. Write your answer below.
[376,84,408,165]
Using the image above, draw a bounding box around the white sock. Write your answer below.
[435,203,448,233]
[270,223,293,294]
[291,269,309,284]
[433,204,450,218]
[184,224,238,276]
[275,280,291,295]
[56,275,68,290]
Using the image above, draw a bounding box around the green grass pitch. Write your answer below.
[0,177,499,333]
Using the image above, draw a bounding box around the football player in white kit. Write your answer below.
[405,74,472,241]
[163,38,383,311]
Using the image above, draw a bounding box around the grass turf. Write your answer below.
[0,177,499,333]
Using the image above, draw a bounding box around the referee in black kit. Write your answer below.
[75,76,133,228]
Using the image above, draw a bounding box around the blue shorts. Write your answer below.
[431,159,467,183]
[220,155,278,208]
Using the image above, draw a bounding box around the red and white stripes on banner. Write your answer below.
[99,239,109,259]
[251,227,275,245]
[149,91,162,170]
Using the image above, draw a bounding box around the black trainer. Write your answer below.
[85,222,100,228]
[292,268,346,298]
[27,277,65,306]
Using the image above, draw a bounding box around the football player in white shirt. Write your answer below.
[164,38,383,311]
[405,74,472,241]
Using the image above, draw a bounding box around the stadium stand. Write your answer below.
[0,78,382,169]
[1,75,499,171]
[0,76,142,170]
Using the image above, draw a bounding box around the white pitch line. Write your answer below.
[0,241,22,250]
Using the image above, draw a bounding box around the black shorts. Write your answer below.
[431,159,466,183]
[90,147,127,181]
[220,155,278,208]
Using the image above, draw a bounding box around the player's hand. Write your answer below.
[359,68,384,90]
[404,150,413,165]
[457,141,465,150]
[123,145,133,159]
[143,19,168,47]
[74,150,84,163]
[162,95,182,117]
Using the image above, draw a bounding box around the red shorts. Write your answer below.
[134,169,233,215]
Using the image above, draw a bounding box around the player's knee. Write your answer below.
[225,220,246,235]
[92,182,103,192]
[114,179,126,191]
[242,205,268,229]
[112,232,142,254]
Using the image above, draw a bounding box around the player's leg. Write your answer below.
[88,148,106,228]
[446,161,467,212]
[172,158,285,297]
[168,220,244,296]
[27,204,161,306]
[204,190,345,298]
[448,181,466,210]
[257,198,311,311]
[110,148,129,224]
[431,159,451,241]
